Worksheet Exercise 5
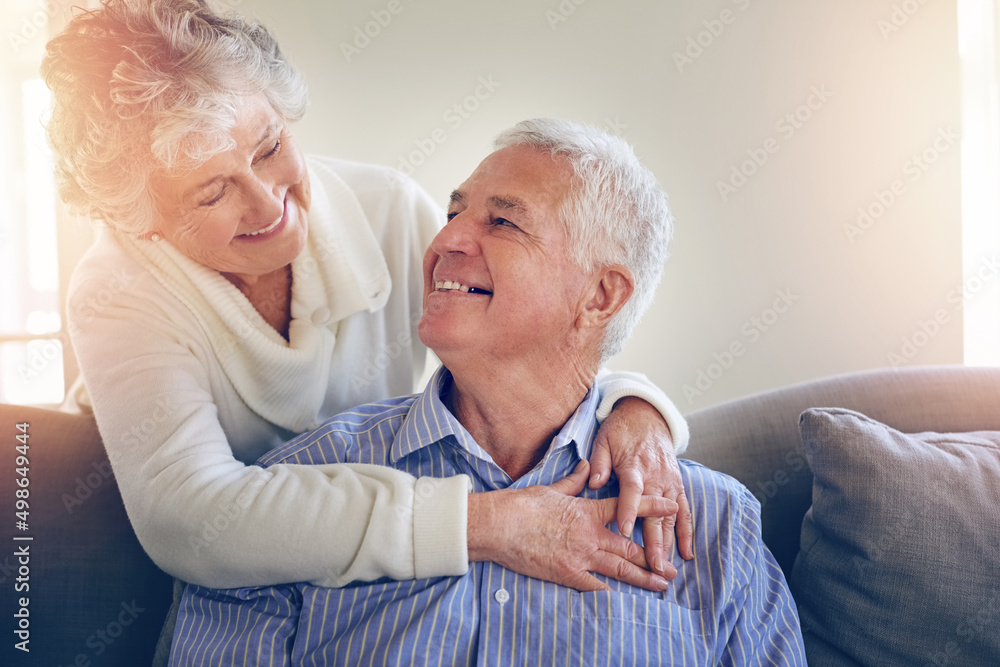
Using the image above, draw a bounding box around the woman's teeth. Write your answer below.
[243,216,282,237]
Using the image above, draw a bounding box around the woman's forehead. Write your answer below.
[154,96,283,197]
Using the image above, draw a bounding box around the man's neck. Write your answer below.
[443,355,596,480]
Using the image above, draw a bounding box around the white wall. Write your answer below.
[235,0,964,411]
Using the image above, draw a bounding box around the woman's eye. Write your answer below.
[256,138,282,163]
[200,188,226,207]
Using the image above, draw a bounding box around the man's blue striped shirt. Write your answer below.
[170,367,805,666]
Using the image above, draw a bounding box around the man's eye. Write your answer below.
[493,217,518,229]
[446,211,458,221]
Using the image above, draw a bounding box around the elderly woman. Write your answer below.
[42,0,692,630]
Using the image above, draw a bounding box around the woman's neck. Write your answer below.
[223,265,293,340]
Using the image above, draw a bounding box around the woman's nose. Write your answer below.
[243,175,284,225]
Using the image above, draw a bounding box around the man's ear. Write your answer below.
[577,264,634,330]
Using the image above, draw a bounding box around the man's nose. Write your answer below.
[430,211,481,257]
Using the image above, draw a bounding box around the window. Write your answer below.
[0,78,63,404]
[0,1,87,405]
[958,0,1000,365]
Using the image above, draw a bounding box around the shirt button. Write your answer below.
[494,588,510,604]
[311,307,331,326]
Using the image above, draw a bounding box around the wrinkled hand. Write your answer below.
[467,461,678,592]
[589,397,694,576]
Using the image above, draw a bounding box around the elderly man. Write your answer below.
[168,119,805,666]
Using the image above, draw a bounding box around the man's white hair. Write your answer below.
[493,118,673,360]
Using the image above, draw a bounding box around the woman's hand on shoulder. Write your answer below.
[589,397,695,575]
[467,461,677,592]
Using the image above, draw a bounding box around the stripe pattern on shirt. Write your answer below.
[170,367,805,666]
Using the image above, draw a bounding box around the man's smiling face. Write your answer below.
[418,144,592,366]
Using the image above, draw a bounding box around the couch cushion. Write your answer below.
[684,365,1000,577]
[790,408,1000,667]
[0,404,173,665]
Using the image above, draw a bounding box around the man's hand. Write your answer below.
[467,461,678,592]
[589,396,694,577]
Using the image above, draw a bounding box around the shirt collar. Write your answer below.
[390,366,600,475]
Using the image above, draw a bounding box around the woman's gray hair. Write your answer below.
[493,118,674,360]
[41,0,308,235]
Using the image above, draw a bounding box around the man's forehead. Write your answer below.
[449,191,531,215]
[451,145,572,210]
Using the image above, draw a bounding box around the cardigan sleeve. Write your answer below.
[594,369,690,455]
[67,246,469,590]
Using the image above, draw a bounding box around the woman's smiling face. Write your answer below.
[148,94,311,281]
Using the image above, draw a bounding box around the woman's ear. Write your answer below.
[577,264,634,331]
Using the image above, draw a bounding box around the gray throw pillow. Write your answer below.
[790,407,1000,667]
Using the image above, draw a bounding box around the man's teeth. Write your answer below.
[437,280,469,293]
[435,280,490,294]
[243,217,281,237]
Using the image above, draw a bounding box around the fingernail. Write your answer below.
[654,557,664,574]
[622,521,632,537]
[655,576,670,590]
